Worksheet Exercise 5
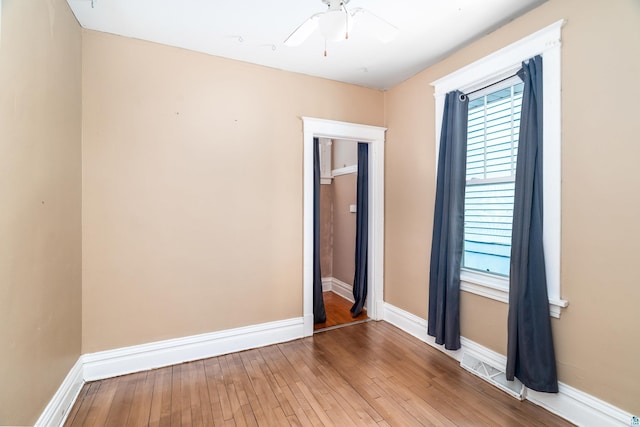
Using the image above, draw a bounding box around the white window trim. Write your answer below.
[431,20,568,318]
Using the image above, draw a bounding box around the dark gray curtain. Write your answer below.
[506,55,558,393]
[313,137,327,324]
[427,91,468,350]
[351,143,368,317]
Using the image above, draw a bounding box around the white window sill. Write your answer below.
[460,269,568,318]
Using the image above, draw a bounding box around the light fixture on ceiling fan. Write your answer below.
[284,0,398,55]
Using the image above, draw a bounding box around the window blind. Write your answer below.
[463,82,523,276]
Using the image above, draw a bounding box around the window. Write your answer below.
[463,80,523,277]
[431,20,567,317]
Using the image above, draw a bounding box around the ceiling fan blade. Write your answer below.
[284,13,322,46]
[351,8,399,44]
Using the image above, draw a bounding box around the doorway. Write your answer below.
[314,138,367,331]
[301,117,386,336]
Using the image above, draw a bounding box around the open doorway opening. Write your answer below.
[302,117,386,336]
[314,138,368,331]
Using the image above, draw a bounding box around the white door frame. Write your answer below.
[302,117,386,336]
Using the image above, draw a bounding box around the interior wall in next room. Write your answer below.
[331,140,358,286]
[319,140,358,287]
[333,139,358,170]
[331,173,357,285]
[320,183,333,278]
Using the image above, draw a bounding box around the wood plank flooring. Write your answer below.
[64,321,573,426]
[314,291,368,331]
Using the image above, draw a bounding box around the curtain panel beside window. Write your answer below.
[427,90,469,350]
[506,55,558,393]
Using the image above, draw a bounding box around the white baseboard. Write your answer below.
[34,358,84,427]
[527,383,635,427]
[382,302,463,358]
[34,317,305,425]
[330,277,354,302]
[36,307,635,427]
[382,302,427,339]
[382,302,634,427]
[321,277,355,303]
[303,313,314,337]
[83,317,304,381]
[321,277,332,292]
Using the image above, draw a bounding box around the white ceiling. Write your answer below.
[66,0,545,90]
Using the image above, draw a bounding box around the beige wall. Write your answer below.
[331,174,357,285]
[384,0,640,414]
[81,30,384,353]
[0,0,82,425]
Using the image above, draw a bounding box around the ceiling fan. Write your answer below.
[284,0,399,54]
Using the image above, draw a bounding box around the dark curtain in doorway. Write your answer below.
[506,56,558,393]
[351,143,369,317]
[427,91,468,350]
[313,137,327,324]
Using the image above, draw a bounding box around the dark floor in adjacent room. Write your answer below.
[313,291,368,332]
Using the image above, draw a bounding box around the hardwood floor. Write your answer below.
[313,291,368,331]
[64,321,573,426]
